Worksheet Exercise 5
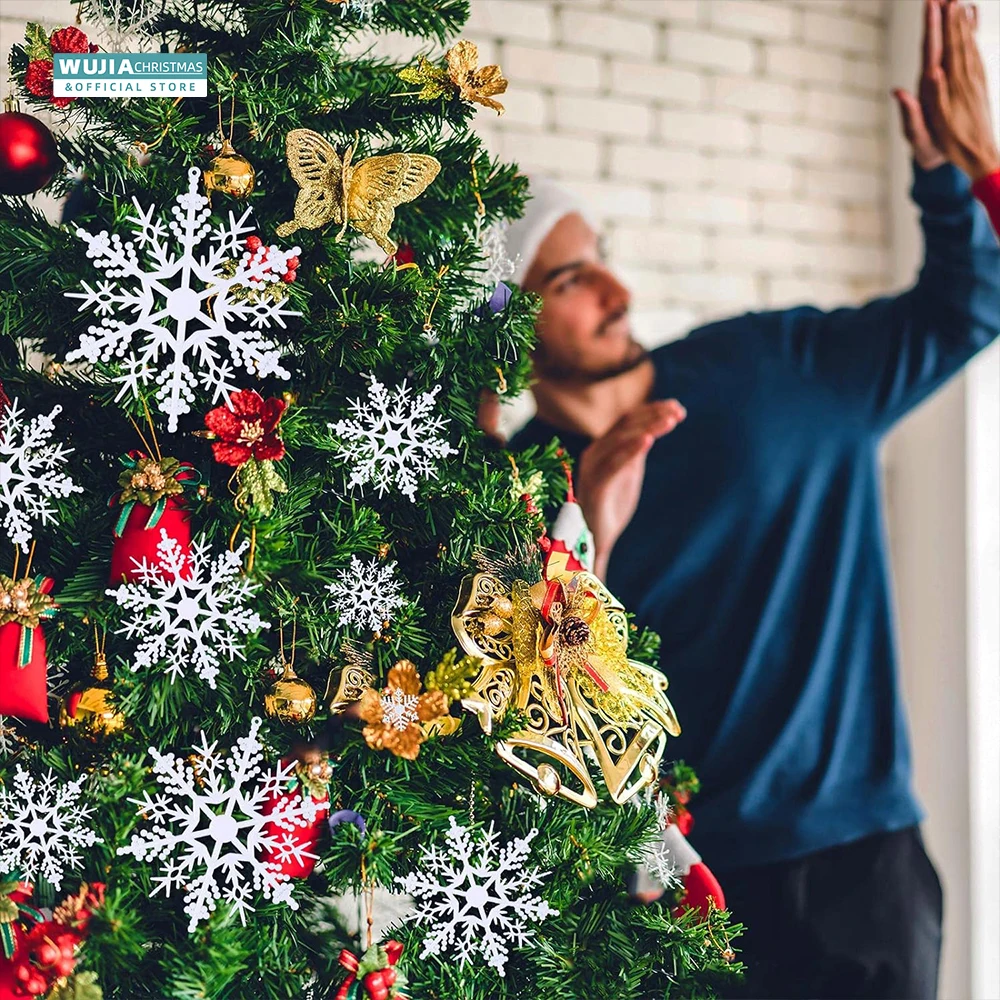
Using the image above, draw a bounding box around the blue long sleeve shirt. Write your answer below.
[510,163,1000,869]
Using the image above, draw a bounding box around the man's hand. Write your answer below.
[894,0,1000,181]
[575,400,686,580]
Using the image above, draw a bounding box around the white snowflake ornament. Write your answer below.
[396,816,558,977]
[0,399,82,552]
[66,167,301,432]
[0,766,102,885]
[326,555,406,635]
[329,376,457,502]
[338,0,384,21]
[118,718,318,932]
[107,529,269,689]
[381,687,420,730]
[478,221,518,288]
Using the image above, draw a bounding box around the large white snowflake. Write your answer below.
[117,718,318,932]
[326,555,406,634]
[0,399,82,552]
[396,816,558,977]
[0,766,102,885]
[329,376,457,502]
[65,167,301,432]
[107,529,269,689]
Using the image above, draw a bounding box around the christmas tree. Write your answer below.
[0,2,742,997]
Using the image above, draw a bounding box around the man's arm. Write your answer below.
[762,0,999,432]
[768,160,999,432]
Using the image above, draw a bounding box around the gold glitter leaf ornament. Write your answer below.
[275,129,441,254]
[452,569,680,808]
[446,40,508,115]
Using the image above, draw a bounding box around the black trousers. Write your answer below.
[718,826,943,1000]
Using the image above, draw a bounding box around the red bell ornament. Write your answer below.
[261,754,332,879]
[0,103,60,197]
[108,452,199,584]
[0,575,57,723]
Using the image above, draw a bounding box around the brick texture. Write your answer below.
[1,0,894,332]
[465,0,892,330]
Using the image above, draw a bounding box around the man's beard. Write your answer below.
[534,315,650,385]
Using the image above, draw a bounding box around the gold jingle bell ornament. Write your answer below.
[59,652,126,742]
[264,660,318,725]
[452,568,681,809]
[204,138,255,201]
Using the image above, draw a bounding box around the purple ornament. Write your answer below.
[328,809,367,835]
[487,281,512,314]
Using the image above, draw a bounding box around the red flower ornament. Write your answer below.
[204,390,286,467]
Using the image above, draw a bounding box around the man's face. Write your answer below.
[523,212,646,384]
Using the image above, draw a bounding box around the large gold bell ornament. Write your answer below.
[204,138,255,200]
[264,661,317,725]
[59,652,126,742]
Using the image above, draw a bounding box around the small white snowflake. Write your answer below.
[107,529,269,689]
[326,555,406,634]
[641,842,682,892]
[66,167,301,432]
[339,0,384,21]
[0,399,82,552]
[381,688,419,731]
[478,221,518,288]
[0,718,21,757]
[0,766,102,885]
[118,718,318,932]
[396,816,558,977]
[329,376,457,502]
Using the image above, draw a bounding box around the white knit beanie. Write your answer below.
[506,176,597,286]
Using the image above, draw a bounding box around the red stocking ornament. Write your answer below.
[0,576,57,723]
[108,452,198,584]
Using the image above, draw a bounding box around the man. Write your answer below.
[493,2,1000,998]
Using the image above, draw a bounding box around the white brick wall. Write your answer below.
[466,0,893,338]
[1,0,896,337]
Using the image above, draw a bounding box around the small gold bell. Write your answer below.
[478,612,505,636]
[59,653,125,742]
[204,139,255,201]
[264,661,317,725]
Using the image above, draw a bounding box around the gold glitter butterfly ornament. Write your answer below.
[275,129,440,254]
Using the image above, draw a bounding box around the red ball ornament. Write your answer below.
[0,110,60,196]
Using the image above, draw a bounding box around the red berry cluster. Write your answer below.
[12,929,80,996]
[245,235,299,284]
[24,26,98,108]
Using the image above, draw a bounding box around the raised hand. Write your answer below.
[575,399,686,580]
[894,0,1000,180]
[926,0,1000,180]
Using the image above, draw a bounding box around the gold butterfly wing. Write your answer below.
[275,129,345,238]
[346,153,441,255]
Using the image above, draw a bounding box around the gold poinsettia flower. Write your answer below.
[446,40,507,115]
[358,659,449,760]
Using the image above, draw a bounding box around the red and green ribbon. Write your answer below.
[0,576,57,668]
[0,873,44,958]
[110,451,201,537]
